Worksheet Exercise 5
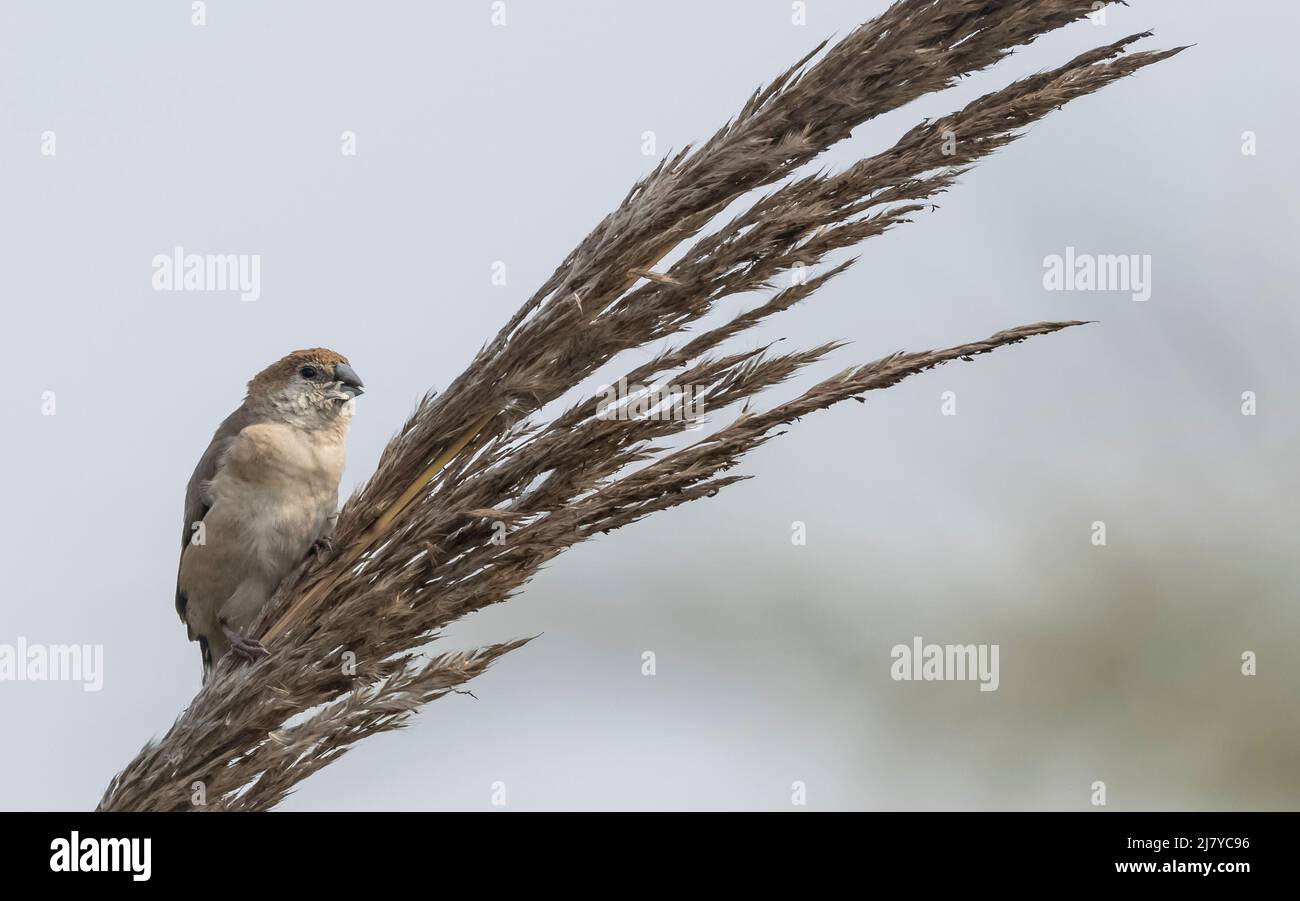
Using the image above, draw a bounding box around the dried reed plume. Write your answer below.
[99,0,1184,810]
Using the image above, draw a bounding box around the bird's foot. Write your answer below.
[309,535,334,562]
[222,626,270,663]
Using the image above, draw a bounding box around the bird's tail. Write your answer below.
[199,636,214,684]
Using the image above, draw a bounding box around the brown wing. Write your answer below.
[175,404,253,625]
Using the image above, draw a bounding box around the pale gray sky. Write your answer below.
[2,0,1298,810]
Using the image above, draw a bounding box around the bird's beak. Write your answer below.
[334,363,365,398]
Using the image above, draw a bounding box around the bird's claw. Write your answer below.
[310,535,334,562]
[223,626,270,663]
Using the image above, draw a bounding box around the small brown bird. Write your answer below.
[176,349,364,680]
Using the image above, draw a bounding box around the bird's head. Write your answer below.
[246,348,365,428]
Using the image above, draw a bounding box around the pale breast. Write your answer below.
[208,422,346,581]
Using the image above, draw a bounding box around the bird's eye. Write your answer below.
[299,366,318,380]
